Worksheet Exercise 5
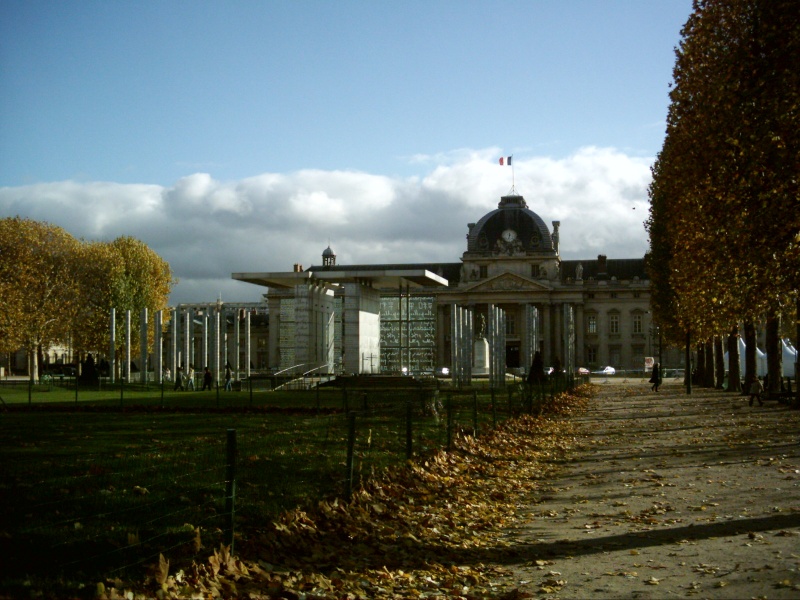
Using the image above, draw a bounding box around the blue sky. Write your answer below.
[0,1,693,304]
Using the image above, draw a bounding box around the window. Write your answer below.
[609,345,621,366]
[609,314,620,334]
[632,345,645,368]
[610,292,618,299]
[531,265,539,278]
[587,315,597,334]
[506,313,516,336]
[586,345,597,364]
[632,313,643,334]
[479,265,488,279]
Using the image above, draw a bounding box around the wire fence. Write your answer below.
[0,376,581,589]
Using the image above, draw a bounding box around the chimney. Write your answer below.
[597,255,607,276]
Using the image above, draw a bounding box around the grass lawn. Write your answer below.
[1,381,523,593]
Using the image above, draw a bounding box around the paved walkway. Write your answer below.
[495,381,800,598]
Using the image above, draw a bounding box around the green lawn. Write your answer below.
[0,381,544,595]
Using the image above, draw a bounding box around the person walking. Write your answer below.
[224,365,233,391]
[202,366,213,391]
[186,366,195,391]
[173,366,184,391]
[649,363,662,392]
[748,377,764,406]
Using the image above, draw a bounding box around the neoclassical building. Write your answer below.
[233,193,658,380]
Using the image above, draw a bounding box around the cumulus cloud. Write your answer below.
[0,147,652,305]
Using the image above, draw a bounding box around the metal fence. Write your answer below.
[0,376,581,590]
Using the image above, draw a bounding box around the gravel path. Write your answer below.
[495,381,800,599]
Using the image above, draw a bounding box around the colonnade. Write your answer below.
[109,304,257,384]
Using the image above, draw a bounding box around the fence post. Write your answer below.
[225,429,237,553]
[406,398,413,459]
[249,376,253,406]
[160,377,164,408]
[345,411,357,500]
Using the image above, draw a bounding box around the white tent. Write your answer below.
[723,337,767,378]
[783,339,798,378]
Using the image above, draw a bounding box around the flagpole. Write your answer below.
[511,155,515,193]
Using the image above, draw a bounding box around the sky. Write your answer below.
[0,0,694,305]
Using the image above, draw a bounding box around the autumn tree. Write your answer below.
[73,236,175,376]
[647,0,800,394]
[0,217,83,381]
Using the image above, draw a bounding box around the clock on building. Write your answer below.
[501,229,517,242]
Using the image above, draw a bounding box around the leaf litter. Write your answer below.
[96,386,591,599]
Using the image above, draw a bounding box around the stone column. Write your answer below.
[234,308,241,379]
[154,310,162,384]
[212,306,220,383]
[124,310,131,381]
[170,308,179,374]
[575,304,585,368]
[139,308,148,384]
[245,309,252,377]
[201,311,209,369]
[183,309,192,372]
[342,282,381,374]
[541,303,551,366]
[109,308,116,383]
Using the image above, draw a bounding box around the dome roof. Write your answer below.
[466,195,555,254]
[322,245,335,257]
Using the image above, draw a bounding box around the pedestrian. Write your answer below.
[186,366,195,391]
[224,364,233,391]
[649,362,662,392]
[748,377,764,406]
[202,366,213,391]
[173,366,184,391]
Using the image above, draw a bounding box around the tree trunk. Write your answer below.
[728,325,741,393]
[714,335,725,388]
[743,320,758,392]
[685,329,692,395]
[765,312,782,393]
[796,297,800,407]
[704,338,715,388]
[696,342,706,387]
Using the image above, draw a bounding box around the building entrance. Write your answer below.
[506,343,520,369]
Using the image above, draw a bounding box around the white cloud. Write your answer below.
[0,146,653,304]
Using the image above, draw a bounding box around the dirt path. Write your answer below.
[494,381,800,599]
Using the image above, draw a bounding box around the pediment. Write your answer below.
[463,272,552,293]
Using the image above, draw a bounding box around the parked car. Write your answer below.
[594,366,616,375]
[577,367,590,375]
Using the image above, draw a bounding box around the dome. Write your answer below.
[322,244,336,266]
[466,195,555,255]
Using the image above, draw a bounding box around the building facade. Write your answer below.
[233,193,664,378]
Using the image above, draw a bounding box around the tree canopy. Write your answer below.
[647,0,800,345]
[0,217,175,378]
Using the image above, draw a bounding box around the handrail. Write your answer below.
[302,364,329,377]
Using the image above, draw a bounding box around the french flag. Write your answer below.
[499,156,512,166]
